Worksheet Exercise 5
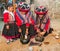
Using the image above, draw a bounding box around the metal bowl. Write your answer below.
[20,35,30,44]
[35,36,44,42]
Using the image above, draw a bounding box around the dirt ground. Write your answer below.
[0,33,60,51]
[0,18,60,51]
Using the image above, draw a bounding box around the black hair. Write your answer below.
[21,5,26,9]
[5,3,13,10]
[36,14,46,24]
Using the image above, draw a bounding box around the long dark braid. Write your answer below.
[36,14,46,24]
[36,14,39,25]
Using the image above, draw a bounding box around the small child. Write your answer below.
[2,3,18,44]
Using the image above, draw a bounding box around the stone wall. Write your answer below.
[34,0,60,18]
[26,0,60,18]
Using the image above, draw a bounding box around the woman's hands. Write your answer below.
[40,32,46,36]
[26,28,28,35]
[6,25,9,29]
[37,28,46,36]
[18,28,22,33]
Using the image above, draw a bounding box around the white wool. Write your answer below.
[3,10,9,14]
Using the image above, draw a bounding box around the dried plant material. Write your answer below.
[52,30,60,39]
[55,36,59,39]
[44,42,49,45]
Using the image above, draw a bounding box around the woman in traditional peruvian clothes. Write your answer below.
[2,3,18,44]
[15,2,35,40]
[34,6,53,38]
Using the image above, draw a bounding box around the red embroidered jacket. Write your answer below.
[3,10,15,23]
[35,16,50,32]
[14,10,35,27]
